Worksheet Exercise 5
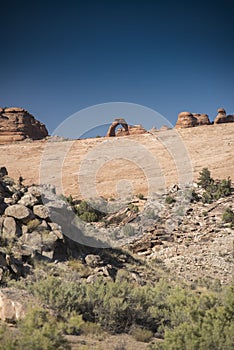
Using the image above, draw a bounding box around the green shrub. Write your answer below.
[145,208,158,219]
[198,168,214,189]
[79,211,99,222]
[130,326,153,342]
[80,321,103,335]
[59,311,84,335]
[128,203,139,213]
[165,196,176,205]
[222,207,234,227]
[27,218,40,232]
[198,168,232,203]
[75,200,103,222]
[137,193,145,200]
[0,306,71,350]
[123,224,135,237]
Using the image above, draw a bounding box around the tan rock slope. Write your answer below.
[0,123,233,199]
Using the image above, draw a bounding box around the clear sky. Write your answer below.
[0,0,233,135]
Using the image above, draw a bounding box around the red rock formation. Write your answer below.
[175,112,198,128]
[116,124,147,136]
[214,108,234,124]
[106,118,129,137]
[0,107,48,143]
[193,113,211,126]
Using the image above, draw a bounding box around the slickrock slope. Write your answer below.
[0,107,48,143]
[0,123,233,199]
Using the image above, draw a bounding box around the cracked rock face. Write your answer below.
[0,107,48,144]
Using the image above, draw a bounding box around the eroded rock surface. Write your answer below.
[0,107,48,144]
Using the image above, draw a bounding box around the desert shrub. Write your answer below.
[66,194,74,205]
[0,306,71,350]
[144,207,158,219]
[27,218,40,232]
[79,211,99,222]
[58,311,84,335]
[75,200,103,222]
[114,341,127,350]
[123,224,135,237]
[80,321,102,335]
[128,203,139,213]
[198,168,232,203]
[130,326,153,342]
[222,207,234,227]
[24,274,234,347]
[137,193,145,200]
[165,196,176,205]
[198,168,214,189]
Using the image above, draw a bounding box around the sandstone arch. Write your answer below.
[106,118,129,137]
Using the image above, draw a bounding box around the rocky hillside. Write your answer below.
[0,166,233,349]
[0,107,48,143]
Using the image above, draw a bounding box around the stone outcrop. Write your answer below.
[106,118,147,137]
[175,111,198,128]
[0,107,48,144]
[176,108,234,128]
[106,118,129,137]
[192,113,211,126]
[116,124,147,136]
[214,108,234,124]
[0,169,67,279]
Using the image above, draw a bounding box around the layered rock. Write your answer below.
[106,118,147,137]
[214,108,234,124]
[0,107,48,144]
[192,113,211,126]
[175,111,198,128]
[116,124,147,136]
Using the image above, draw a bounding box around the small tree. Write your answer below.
[198,168,214,189]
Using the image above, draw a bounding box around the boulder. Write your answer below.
[85,254,102,268]
[0,288,31,322]
[2,217,17,240]
[0,107,48,144]
[193,113,211,125]
[175,112,198,128]
[33,204,50,219]
[5,204,32,221]
[18,193,38,207]
[214,108,234,124]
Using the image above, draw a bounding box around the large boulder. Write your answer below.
[214,108,234,124]
[2,217,17,240]
[175,112,198,128]
[193,113,211,125]
[0,107,48,144]
[4,204,32,221]
[0,288,32,322]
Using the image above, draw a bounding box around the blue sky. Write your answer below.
[0,0,233,136]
